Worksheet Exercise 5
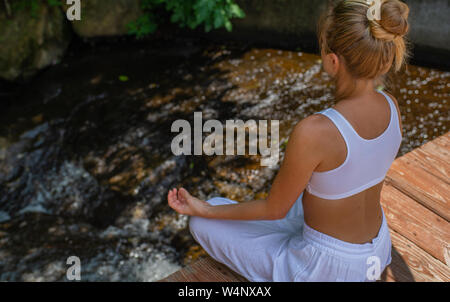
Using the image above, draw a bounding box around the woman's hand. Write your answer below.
[167,187,210,217]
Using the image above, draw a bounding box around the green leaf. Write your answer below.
[224,20,232,32]
[213,9,225,29]
[119,75,129,82]
[230,3,245,18]
[194,3,209,24]
[127,14,158,38]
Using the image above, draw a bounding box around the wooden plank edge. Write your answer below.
[380,181,450,264]
[382,229,450,282]
[160,256,247,282]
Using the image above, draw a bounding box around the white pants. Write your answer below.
[189,192,392,282]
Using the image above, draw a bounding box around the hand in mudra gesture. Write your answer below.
[167,187,210,216]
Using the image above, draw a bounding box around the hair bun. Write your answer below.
[378,0,410,37]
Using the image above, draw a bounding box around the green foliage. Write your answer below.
[127,14,159,38]
[47,0,63,7]
[128,0,245,38]
[7,0,63,18]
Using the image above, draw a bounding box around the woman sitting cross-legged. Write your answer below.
[168,0,408,282]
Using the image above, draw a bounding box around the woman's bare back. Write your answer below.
[302,90,403,244]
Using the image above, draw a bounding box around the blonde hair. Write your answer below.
[318,0,410,99]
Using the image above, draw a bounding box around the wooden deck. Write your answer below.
[161,132,450,282]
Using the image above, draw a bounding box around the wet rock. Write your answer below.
[0,212,10,223]
[213,180,254,202]
[0,2,71,81]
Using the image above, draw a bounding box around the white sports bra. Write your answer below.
[305,89,403,200]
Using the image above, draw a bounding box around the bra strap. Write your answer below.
[376,89,396,120]
[318,108,356,144]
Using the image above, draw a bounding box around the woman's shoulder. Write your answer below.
[284,114,335,170]
[290,113,339,148]
[294,113,333,133]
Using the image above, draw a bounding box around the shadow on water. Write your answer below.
[0,36,448,281]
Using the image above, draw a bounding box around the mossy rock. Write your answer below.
[0,2,71,81]
[63,0,143,37]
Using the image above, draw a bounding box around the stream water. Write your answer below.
[0,38,448,281]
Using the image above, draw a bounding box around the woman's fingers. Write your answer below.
[178,188,185,202]
[168,189,174,201]
[168,188,187,214]
[169,188,177,198]
[168,188,178,208]
[178,187,191,203]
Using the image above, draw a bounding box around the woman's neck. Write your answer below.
[335,73,376,101]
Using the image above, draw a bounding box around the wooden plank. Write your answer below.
[380,181,450,264]
[386,132,450,220]
[381,230,450,282]
[406,148,449,183]
[420,132,450,163]
[422,132,450,153]
[386,158,450,221]
[161,257,247,282]
[398,132,450,182]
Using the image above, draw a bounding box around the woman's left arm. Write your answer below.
[168,116,326,220]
